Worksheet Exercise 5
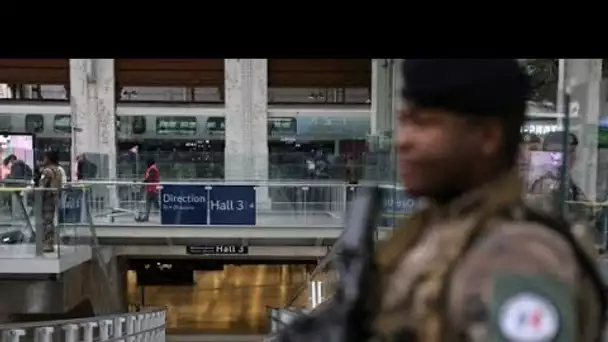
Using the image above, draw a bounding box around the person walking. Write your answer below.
[135,159,160,222]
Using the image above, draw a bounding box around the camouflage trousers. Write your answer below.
[42,195,56,244]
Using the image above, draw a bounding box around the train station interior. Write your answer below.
[0,59,605,342]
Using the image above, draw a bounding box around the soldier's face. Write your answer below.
[544,143,576,168]
[528,142,541,151]
[397,104,502,198]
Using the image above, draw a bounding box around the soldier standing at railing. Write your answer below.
[39,150,62,252]
[529,131,586,205]
[527,131,602,249]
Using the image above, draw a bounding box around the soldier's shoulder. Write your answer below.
[452,214,584,295]
[484,215,573,248]
[448,217,595,341]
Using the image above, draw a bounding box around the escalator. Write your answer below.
[127,260,316,334]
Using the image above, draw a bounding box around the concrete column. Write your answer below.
[224,59,269,202]
[370,59,394,135]
[69,59,117,180]
[564,59,602,200]
[368,59,398,182]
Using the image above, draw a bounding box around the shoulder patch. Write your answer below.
[489,275,576,342]
[497,293,558,341]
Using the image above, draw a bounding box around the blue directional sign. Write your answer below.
[58,188,84,224]
[208,185,256,225]
[160,184,208,225]
[379,187,418,228]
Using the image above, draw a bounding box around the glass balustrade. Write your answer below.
[0,186,94,259]
[48,180,414,231]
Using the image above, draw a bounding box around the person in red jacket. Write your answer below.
[136,158,160,222]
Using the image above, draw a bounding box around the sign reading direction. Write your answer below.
[208,185,256,225]
[160,184,257,225]
[161,184,208,225]
[186,245,249,255]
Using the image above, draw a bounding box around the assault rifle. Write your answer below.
[276,186,382,342]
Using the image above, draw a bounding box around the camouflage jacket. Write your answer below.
[528,172,586,214]
[40,165,61,198]
[372,171,606,342]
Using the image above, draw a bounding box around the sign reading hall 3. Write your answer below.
[160,184,256,225]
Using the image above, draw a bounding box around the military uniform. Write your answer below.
[372,171,606,342]
[40,165,61,250]
[528,171,587,214]
[369,59,606,342]
[527,131,601,246]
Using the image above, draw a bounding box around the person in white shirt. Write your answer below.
[57,164,67,186]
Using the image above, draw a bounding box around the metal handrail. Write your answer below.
[282,182,407,308]
[0,307,166,342]
[73,180,355,187]
[70,179,407,187]
[0,307,163,331]
[0,185,92,256]
[283,183,407,312]
[285,239,342,309]
[0,184,90,192]
[0,186,121,313]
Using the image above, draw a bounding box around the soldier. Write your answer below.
[523,132,542,152]
[39,150,62,252]
[529,131,585,202]
[526,131,602,249]
[372,60,606,342]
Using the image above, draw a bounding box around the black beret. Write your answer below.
[523,133,542,144]
[543,131,579,149]
[401,59,531,117]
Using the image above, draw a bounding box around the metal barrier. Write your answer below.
[263,241,339,342]
[0,185,122,312]
[73,180,349,226]
[63,180,414,228]
[563,200,608,251]
[0,186,94,257]
[0,185,162,341]
[526,194,608,251]
[0,308,166,342]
